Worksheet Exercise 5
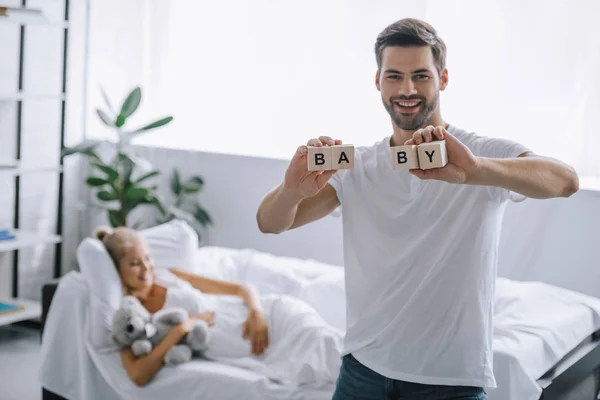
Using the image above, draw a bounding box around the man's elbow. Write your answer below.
[256,212,283,234]
[560,169,579,198]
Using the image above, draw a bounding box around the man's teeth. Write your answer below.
[395,101,421,107]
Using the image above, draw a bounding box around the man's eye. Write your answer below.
[415,74,429,80]
[387,75,400,80]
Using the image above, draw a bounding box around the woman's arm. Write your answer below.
[121,323,188,387]
[169,268,263,313]
[169,268,270,355]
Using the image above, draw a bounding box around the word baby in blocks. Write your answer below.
[391,140,448,170]
[307,145,355,171]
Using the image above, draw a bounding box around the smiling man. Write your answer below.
[256,18,579,400]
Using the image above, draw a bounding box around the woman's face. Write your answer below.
[118,239,155,293]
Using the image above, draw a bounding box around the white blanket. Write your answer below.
[200,293,343,387]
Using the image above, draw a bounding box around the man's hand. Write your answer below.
[283,136,343,199]
[405,125,479,184]
[242,309,269,356]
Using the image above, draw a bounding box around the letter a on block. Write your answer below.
[391,145,419,170]
[307,146,332,171]
[417,140,448,170]
[331,145,355,170]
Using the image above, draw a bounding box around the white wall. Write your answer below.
[498,191,600,298]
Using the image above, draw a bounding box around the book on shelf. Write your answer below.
[0,302,24,315]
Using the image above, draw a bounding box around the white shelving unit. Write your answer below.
[0,230,62,326]
[0,91,66,101]
[0,163,63,177]
[0,230,61,253]
[0,297,41,327]
[0,2,69,327]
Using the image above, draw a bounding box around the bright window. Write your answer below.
[86,0,600,177]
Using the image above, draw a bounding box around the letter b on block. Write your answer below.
[391,145,419,170]
[307,146,332,171]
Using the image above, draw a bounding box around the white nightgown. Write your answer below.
[154,269,343,387]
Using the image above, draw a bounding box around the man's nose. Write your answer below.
[399,78,416,97]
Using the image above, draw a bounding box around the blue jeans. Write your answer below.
[332,354,487,400]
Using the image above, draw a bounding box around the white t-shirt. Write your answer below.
[327,124,530,389]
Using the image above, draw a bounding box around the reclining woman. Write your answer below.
[96,226,342,388]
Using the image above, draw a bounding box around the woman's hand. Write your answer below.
[179,311,216,334]
[242,309,269,356]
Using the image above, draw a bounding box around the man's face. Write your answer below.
[376,46,448,131]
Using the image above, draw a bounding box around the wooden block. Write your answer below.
[391,145,420,170]
[307,146,332,171]
[417,140,448,170]
[331,145,354,170]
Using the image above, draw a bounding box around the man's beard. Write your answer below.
[383,93,438,131]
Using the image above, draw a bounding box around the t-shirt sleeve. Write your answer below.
[327,169,345,204]
[469,135,532,203]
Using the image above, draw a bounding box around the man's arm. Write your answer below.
[468,152,579,199]
[257,136,343,234]
[257,183,340,233]
[405,126,579,200]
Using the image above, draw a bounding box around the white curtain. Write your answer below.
[87,0,600,178]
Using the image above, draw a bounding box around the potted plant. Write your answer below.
[62,86,210,234]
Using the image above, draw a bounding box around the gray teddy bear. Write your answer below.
[111,296,210,365]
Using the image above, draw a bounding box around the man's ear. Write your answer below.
[375,69,381,91]
[440,68,449,91]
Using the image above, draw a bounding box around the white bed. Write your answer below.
[39,224,600,400]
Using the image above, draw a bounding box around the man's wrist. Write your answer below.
[278,183,306,204]
[465,157,494,186]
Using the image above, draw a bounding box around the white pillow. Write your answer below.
[77,219,198,351]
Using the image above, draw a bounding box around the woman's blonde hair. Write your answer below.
[94,225,143,295]
[94,225,141,269]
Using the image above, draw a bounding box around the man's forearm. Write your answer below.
[468,155,579,199]
[256,184,304,234]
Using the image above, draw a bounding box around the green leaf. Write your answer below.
[134,170,159,184]
[115,115,126,128]
[61,140,102,158]
[97,190,118,201]
[91,162,119,181]
[81,148,101,161]
[86,177,109,186]
[186,176,204,186]
[123,198,142,215]
[194,205,212,226]
[171,169,182,195]
[183,185,202,194]
[96,109,114,127]
[134,116,174,132]
[167,206,197,225]
[108,210,121,227]
[147,196,167,215]
[125,187,148,200]
[182,176,204,193]
[118,153,135,184]
[120,87,142,118]
[100,87,115,115]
